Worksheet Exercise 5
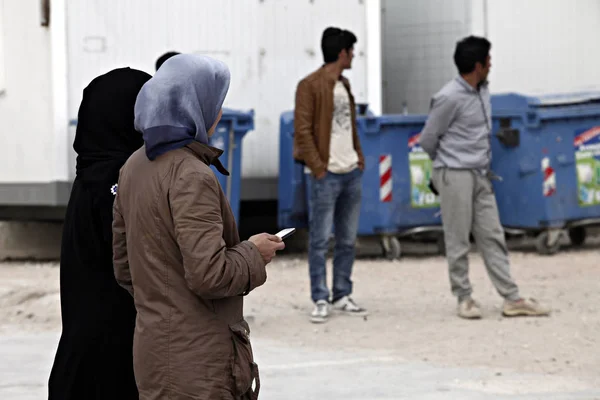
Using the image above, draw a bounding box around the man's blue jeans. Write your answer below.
[307,168,362,303]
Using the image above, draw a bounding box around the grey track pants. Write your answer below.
[432,168,520,302]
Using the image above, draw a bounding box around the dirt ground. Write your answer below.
[0,240,599,390]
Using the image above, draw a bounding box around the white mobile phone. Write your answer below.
[275,228,296,240]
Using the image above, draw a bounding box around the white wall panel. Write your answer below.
[0,0,55,182]
[66,0,262,177]
[66,0,260,118]
[66,0,368,180]
[485,0,600,96]
[50,0,69,182]
[0,0,6,93]
[366,0,383,115]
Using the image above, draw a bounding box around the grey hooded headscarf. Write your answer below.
[134,54,231,160]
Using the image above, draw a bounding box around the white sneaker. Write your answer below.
[332,296,369,317]
[502,297,551,317]
[457,298,482,319]
[310,300,329,324]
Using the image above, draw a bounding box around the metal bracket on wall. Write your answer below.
[41,0,50,27]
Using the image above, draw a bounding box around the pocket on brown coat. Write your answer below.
[229,320,260,399]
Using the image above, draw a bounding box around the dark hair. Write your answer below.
[453,36,491,74]
[155,51,180,71]
[321,27,357,64]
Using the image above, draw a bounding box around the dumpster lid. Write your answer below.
[528,91,600,107]
[222,107,254,119]
[492,91,600,111]
[371,114,429,125]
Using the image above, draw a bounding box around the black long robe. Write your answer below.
[48,67,151,400]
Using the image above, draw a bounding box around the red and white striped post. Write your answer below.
[379,154,392,202]
[541,157,556,197]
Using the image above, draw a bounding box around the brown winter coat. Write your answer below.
[112,142,266,400]
[293,66,365,177]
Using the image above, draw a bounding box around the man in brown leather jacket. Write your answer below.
[294,27,366,323]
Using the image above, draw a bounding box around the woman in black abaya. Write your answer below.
[48,67,151,400]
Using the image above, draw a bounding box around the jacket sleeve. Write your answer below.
[294,79,327,176]
[419,94,458,161]
[170,167,267,300]
[353,124,365,170]
[347,82,365,169]
[112,194,133,296]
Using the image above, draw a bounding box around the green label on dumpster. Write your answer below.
[408,132,439,208]
[574,127,600,206]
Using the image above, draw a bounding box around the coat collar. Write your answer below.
[317,65,349,87]
[456,75,489,93]
[185,141,229,176]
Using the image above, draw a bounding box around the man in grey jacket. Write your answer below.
[419,36,550,319]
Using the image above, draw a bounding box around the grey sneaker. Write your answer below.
[457,298,482,319]
[332,296,368,317]
[310,300,329,323]
[503,298,551,317]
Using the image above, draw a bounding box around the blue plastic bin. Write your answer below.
[490,92,600,253]
[278,111,308,230]
[210,108,254,224]
[278,111,443,259]
[356,114,442,237]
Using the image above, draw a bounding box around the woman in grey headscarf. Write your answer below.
[112,54,284,400]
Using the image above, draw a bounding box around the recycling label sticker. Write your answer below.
[574,126,600,207]
[408,132,439,208]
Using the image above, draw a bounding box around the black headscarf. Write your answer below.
[48,67,151,400]
[74,67,151,185]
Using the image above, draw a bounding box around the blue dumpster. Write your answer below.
[278,111,443,259]
[278,111,309,230]
[356,114,442,238]
[210,108,254,224]
[491,92,600,254]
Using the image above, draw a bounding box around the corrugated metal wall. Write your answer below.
[66,0,368,180]
[382,0,600,114]
[381,0,472,114]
